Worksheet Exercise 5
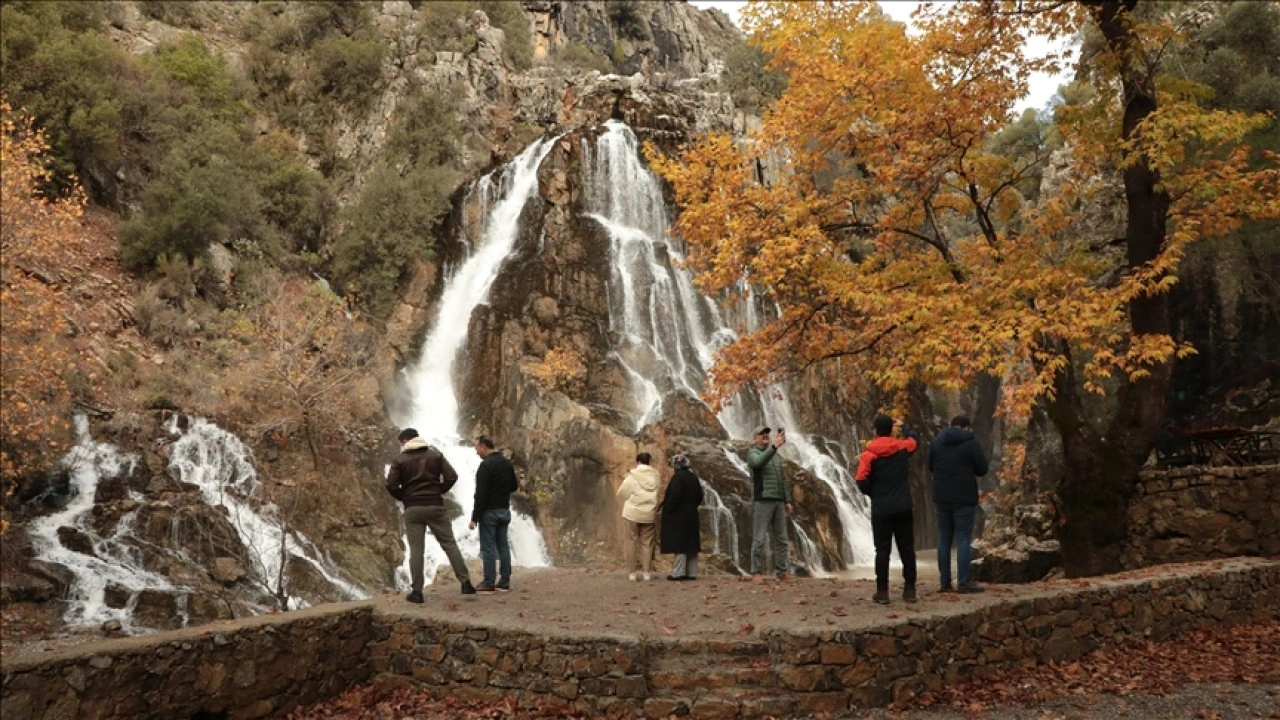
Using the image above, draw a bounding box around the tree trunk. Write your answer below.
[1053,0,1174,577]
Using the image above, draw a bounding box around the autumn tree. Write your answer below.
[241,278,374,470]
[651,1,1280,576]
[0,100,97,508]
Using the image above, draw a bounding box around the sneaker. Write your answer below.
[406,591,424,604]
[496,584,510,592]
[904,586,918,604]
[629,572,639,582]
[873,589,890,605]
[642,572,652,582]
[474,583,497,593]
[958,583,986,594]
[461,581,477,595]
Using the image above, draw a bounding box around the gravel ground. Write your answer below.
[854,682,1279,719]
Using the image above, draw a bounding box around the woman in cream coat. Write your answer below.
[617,452,660,581]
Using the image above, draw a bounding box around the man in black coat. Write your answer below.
[928,415,990,594]
[468,436,518,593]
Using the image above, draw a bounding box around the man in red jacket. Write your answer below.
[386,428,477,602]
[855,415,920,604]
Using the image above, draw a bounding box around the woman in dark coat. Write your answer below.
[659,453,704,580]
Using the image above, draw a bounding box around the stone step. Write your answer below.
[642,686,849,720]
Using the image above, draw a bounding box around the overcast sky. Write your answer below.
[688,0,1073,114]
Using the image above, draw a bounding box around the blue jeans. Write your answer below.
[936,502,976,588]
[479,508,511,587]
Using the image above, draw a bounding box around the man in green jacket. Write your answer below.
[747,426,792,579]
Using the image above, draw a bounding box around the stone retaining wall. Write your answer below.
[1,603,373,720]
[4,561,1278,719]
[367,560,1280,718]
[1124,464,1280,568]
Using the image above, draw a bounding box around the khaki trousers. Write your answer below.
[624,519,656,573]
[404,504,471,591]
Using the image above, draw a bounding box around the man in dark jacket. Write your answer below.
[467,436,518,592]
[855,415,920,604]
[929,415,990,594]
[386,428,476,601]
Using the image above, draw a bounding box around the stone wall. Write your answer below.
[1124,464,1280,568]
[4,560,1278,719]
[1,603,373,720]
[366,560,1280,717]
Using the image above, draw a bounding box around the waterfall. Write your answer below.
[28,414,363,632]
[27,416,175,631]
[585,120,873,570]
[699,477,742,567]
[166,416,367,605]
[396,137,558,586]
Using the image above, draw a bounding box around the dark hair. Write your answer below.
[951,415,972,429]
[398,428,419,442]
[872,414,894,437]
[476,435,496,450]
[636,452,651,465]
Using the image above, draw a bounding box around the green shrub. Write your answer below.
[303,34,383,107]
[140,1,201,28]
[475,1,533,70]
[0,2,130,196]
[607,0,651,42]
[330,164,458,317]
[250,132,328,253]
[551,43,614,75]
[384,91,462,167]
[118,145,262,269]
[151,34,234,106]
[720,43,787,112]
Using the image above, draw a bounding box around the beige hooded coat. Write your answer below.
[617,463,661,524]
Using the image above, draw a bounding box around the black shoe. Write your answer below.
[461,581,477,595]
[496,584,510,592]
[958,583,986,594]
[667,575,685,581]
[406,591,424,604]
[475,583,497,593]
[939,583,955,593]
[873,589,890,604]
[904,586,918,604]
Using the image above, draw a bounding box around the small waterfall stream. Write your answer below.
[395,137,558,586]
[28,416,176,631]
[166,416,367,605]
[586,120,872,570]
[29,415,366,632]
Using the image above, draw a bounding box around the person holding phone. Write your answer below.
[747,426,793,580]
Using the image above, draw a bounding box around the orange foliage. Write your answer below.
[0,99,97,498]
[528,346,587,394]
[649,1,1280,415]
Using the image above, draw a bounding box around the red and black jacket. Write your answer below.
[855,429,919,517]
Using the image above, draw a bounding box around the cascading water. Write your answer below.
[28,415,364,633]
[28,416,176,631]
[396,137,558,586]
[586,120,873,569]
[166,416,367,605]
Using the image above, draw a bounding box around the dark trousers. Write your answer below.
[871,508,916,591]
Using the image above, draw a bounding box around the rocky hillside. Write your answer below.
[3,0,849,641]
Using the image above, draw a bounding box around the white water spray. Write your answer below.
[167,416,367,605]
[586,120,873,569]
[396,137,558,585]
[27,416,175,631]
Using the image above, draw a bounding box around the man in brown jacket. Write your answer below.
[386,428,477,601]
